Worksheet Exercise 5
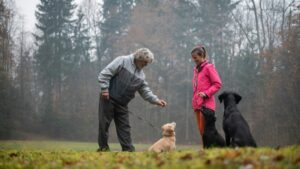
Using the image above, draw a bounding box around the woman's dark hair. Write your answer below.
[191,45,207,58]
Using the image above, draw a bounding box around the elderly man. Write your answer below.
[97,48,167,152]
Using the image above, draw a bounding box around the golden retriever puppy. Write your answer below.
[148,122,176,152]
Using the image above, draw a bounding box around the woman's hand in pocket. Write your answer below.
[198,92,207,98]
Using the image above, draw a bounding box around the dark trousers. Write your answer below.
[98,94,135,151]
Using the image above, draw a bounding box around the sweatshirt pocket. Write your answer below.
[192,94,204,109]
[196,96,204,107]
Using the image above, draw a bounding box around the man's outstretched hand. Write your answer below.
[157,99,167,107]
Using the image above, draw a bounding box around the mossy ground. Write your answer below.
[0,140,299,169]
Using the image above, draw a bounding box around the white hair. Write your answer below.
[133,48,154,64]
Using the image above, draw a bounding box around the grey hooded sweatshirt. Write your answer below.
[98,54,159,106]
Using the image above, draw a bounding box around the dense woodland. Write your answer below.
[0,0,299,146]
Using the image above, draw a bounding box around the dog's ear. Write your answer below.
[218,93,225,103]
[233,93,242,104]
[171,122,176,127]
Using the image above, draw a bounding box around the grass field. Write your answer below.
[0,140,299,169]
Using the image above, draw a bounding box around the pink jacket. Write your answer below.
[192,60,222,111]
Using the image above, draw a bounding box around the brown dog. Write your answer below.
[148,122,176,152]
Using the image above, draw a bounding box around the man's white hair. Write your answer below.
[133,48,154,64]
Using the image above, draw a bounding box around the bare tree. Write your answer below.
[79,0,102,62]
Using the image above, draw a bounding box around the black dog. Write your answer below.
[218,91,257,147]
[201,107,226,148]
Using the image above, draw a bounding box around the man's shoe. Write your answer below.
[122,146,135,152]
[97,147,111,152]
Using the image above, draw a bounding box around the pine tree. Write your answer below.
[73,8,91,66]
[34,0,76,136]
[0,0,13,139]
[97,0,135,66]
[60,8,94,139]
[0,0,13,73]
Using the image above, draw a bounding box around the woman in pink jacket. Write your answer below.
[191,45,222,146]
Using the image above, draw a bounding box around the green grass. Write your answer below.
[0,140,299,169]
[0,140,198,151]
